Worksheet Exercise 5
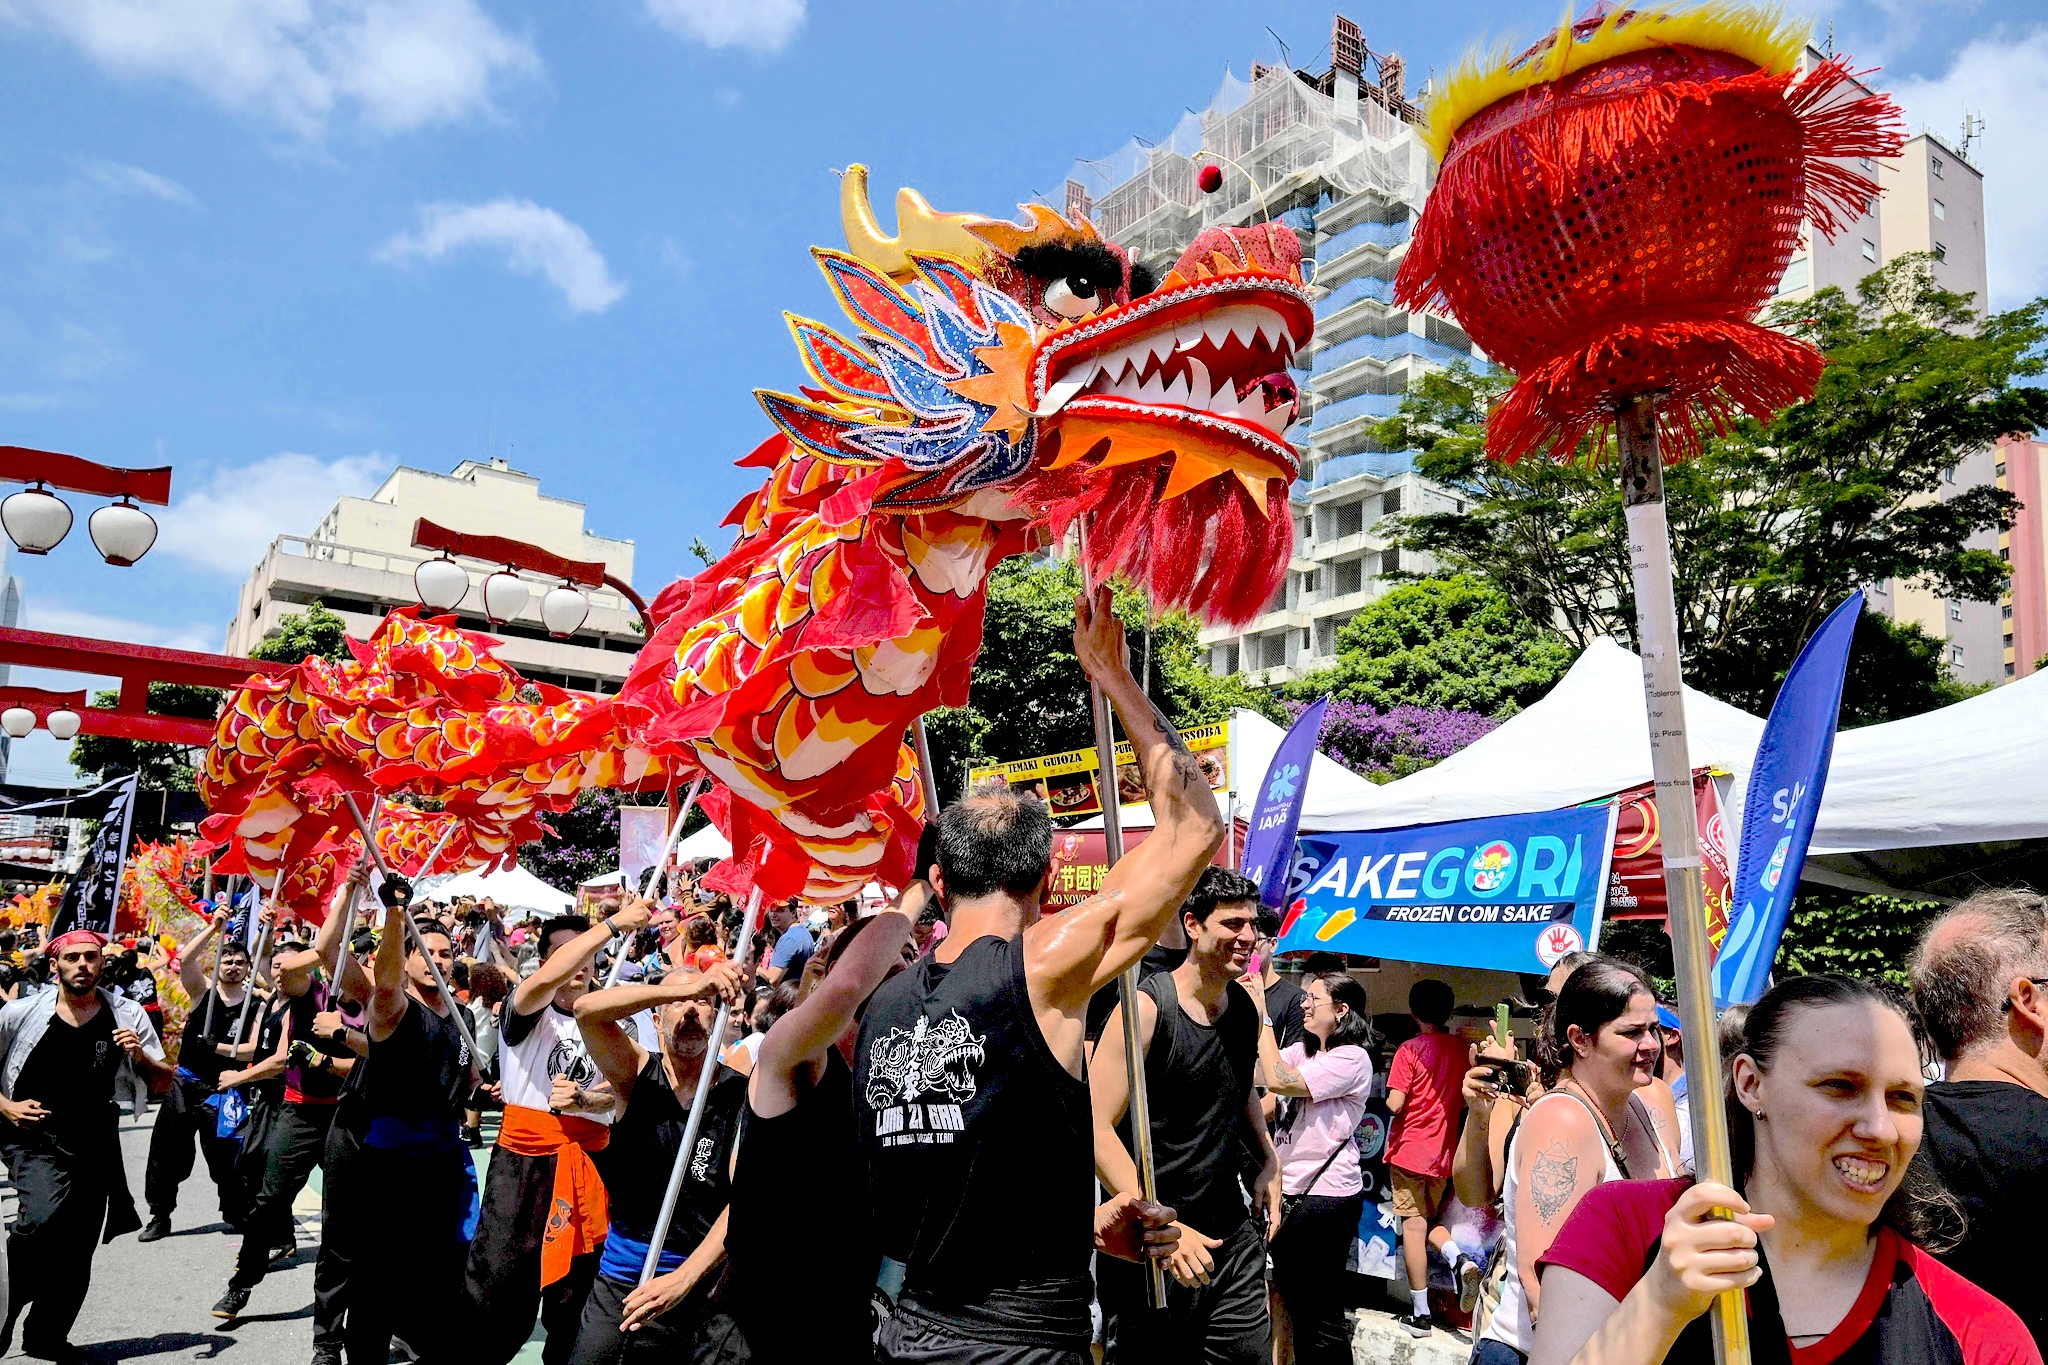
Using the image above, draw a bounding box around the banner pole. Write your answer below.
[333,804,413,966]
[638,883,764,1286]
[231,918,274,1060]
[1618,395,1749,1365]
[1078,519,1167,1311]
[910,719,943,820]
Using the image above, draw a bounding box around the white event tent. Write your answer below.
[416,864,576,915]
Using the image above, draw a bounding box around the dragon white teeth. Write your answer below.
[1184,358,1214,406]
[1030,372,1090,417]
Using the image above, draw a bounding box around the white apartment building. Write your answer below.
[1773,49,2001,685]
[1065,15,1482,689]
[225,457,644,693]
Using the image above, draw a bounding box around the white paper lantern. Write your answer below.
[1,707,35,739]
[88,498,158,566]
[482,570,532,625]
[541,585,591,638]
[414,555,470,612]
[0,486,72,555]
[44,709,80,740]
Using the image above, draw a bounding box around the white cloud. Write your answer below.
[0,0,540,137]
[154,449,394,576]
[1890,27,2048,308]
[84,159,198,207]
[375,199,627,313]
[644,0,804,53]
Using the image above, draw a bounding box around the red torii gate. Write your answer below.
[0,628,288,748]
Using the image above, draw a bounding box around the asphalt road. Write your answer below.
[10,1105,537,1365]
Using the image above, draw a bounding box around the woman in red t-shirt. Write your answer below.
[1530,975,2038,1365]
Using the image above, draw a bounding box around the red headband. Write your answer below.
[47,929,107,953]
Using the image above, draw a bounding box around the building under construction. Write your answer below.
[1061,16,1484,687]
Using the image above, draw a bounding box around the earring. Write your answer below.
[1752,1108,1767,1121]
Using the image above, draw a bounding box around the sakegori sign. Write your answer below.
[1276,804,1619,975]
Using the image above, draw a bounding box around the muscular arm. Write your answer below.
[1512,1104,1610,1317]
[179,914,223,998]
[1024,587,1225,1018]
[752,889,921,1120]
[224,1008,292,1088]
[1087,991,1159,1197]
[313,872,373,1003]
[511,901,647,1017]
[367,901,412,1042]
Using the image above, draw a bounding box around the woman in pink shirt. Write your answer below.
[1253,971,1376,1365]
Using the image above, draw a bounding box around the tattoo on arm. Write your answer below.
[1144,697,1192,755]
[1529,1143,1581,1224]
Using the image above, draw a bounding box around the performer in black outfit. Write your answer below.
[1092,866,1281,1363]
[141,908,263,1240]
[725,882,924,1360]
[0,928,171,1362]
[213,867,367,1331]
[347,875,475,1365]
[854,586,1217,1365]
[570,956,749,1364]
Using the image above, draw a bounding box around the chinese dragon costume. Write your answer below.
[616,167,1313,902]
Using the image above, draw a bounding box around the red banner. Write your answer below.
[1044,824,1241,911]
[1602,771,1733,941]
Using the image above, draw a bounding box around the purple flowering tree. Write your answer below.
[1292,697,1499,785]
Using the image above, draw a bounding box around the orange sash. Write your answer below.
[497,1105,611,1288]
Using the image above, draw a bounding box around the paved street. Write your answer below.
[10,1105,535,1365]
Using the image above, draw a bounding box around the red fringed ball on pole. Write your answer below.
[1397,5,1904,463]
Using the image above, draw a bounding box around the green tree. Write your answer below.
[1284,575,1574,715]
[1773,891,1945,988]
[69,682,222,790]
[1386,256,2047,719]
[250,602,352,665]
[920,556,1283,801]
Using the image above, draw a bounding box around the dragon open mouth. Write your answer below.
[1032,278,1314,479]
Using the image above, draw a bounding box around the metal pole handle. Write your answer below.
[605,777,708,989]
[340,798,477,1059]
[1618,395,1750,1365]
[639,885,764,1285]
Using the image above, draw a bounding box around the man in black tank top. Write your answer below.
[567,957,749,1364]
[725,881,924,1361]
[1092,866,1279,1363]
[347,876,476,1365]
[855,587,1226,1365]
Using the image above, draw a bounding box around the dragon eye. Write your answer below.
[1042,276,1102,320]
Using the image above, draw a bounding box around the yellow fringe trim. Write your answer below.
[1421,3,1809,161]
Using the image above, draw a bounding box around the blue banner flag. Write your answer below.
[1240,699,1328,909]
[1713,592,1862,1009]
[1276,804,1618,974]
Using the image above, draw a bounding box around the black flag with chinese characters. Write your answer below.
[50,774,138,940]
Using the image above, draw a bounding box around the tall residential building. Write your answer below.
[2000,435,2048,680]
[1063,15,1481,688]
[1774,50,2002,685]
[225,457,642,694]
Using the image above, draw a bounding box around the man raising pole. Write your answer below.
[0,927,171,1363]
[857,586,1219,1365]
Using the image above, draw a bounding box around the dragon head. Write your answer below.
[757,165,1312,626]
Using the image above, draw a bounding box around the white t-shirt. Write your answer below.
[499,1002,613,1125]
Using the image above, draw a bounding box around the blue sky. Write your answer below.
[0,0,2042,785]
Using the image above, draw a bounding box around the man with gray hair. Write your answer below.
[1908,888,2048,1351]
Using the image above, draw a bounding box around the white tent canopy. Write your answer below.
[416,864,576,915]
[674,823,732,861]
[1302,636,2048,859]
[1073,705,1383,832]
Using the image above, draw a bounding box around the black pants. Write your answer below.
[143,1074,249,1228]
[464,1146,600,1365]
[876,1297,1087,1365]
[564,1272,739,1365]
[3,1145,110,1354]
[1269,1192,1363,1365]
[343,1142,468,1365]
[229,1103,337,1291]
[313,1116,362,1350]
[1101,1217,1269,1364]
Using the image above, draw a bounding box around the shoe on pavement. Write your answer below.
[268,1236,298,1267]
[461,1125,484,1148]
[137,1215,172,1243]
[1394,1311,1433,1338]
[311,1341,344,1365]
[212,1287,251,1322]
[22,1340,84,1364]
[1457,1254,1484,1312]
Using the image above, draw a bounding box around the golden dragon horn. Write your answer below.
[839,163,995,282]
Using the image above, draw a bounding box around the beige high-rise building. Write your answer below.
[1773,51,2000,685]
[225,457,643,694]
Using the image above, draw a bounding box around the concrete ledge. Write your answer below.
[1350,1307,1474,1364]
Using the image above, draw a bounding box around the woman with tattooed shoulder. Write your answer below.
[1473,958,1674,1364]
